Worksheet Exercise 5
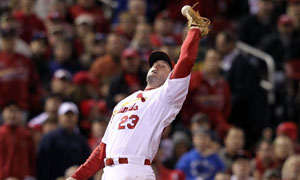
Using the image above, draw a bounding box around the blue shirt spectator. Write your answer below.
[176,128,225,180]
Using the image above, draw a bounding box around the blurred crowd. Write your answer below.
[1,0,300,180]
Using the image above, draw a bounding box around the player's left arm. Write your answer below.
[170,27,202,79]
[68,142,106,180]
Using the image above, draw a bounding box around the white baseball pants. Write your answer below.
[102,164,156,180]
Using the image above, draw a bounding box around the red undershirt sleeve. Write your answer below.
[170,28,202,79]
[71,142,106,180]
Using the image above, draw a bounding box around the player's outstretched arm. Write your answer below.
[170,5,210,79]
[67,142,106,180]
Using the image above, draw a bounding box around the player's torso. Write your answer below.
[104,88,173,160]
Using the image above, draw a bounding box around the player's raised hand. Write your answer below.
[181,3,210,37]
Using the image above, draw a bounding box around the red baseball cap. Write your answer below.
[122,48,139,59]
[73,71,98,87]
[148,50,174,70]
[276,122,298,141]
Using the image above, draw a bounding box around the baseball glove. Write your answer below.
[182,3,211,37]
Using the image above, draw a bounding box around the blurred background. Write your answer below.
[0,0,300,180]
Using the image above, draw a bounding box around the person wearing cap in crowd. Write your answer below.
[231,151,253,180]
[37,102,90,180]
[50,69,73,99]
[259,14,299,71]
[0,102,35,180]
[12,0,46,43]
[106,48,147,109]
[67,17,206,179]
[0,26,43,112]
[0,13,31,57]
[182,48,231,138]
[70,71,99,105]
[176,128,225,180]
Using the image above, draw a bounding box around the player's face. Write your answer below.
[146,60,171,88]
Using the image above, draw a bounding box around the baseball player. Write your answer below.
[67,5,210,180]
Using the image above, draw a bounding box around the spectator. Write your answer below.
[69,71,99,105]
[183,48,231,137]
[238,0,276,47]
[47,25,67,48]
[28,94,62,130]
[50,69,73,100]
[258,14,298,71]
[176,128,225,180]
[0,27,43,111]
[0,13,31,57]
[37,102,90,180]
[190,113,221,153]
[0,102,35,180]
[251,140,276,180]
[69,0,109,33]
[281,155,300,180]
[106,48,147,109]
[231,152,253,180]
[115,11,137,42]
[48,39,82,75]
[164,131,191,169]
[128,0,147,23]
[273,135,294,171]
[287,0,300,33]
[80,33,107,69]
[30,32,51,89]
[90,33,125,97]
[216,30,269,147]
[130,22,153,63]
[13,0,46,43]
[219,127,245,170]
[74,14,95,56]
[150,10,181,48]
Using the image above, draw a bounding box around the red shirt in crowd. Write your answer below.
[13,11,46,43]
[0,52,42,110]
[182,71,231,135]
[0,124,36,180]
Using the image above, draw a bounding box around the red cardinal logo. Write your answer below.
[137,93,146,102]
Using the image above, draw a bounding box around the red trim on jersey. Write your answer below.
[71,142,106,180]
[170,28,202,79]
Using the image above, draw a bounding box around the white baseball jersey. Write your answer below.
[102,73,191,161]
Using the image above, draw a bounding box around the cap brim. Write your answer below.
[149,51,173,70]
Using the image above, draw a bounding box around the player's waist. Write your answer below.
[104,156,151,166]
